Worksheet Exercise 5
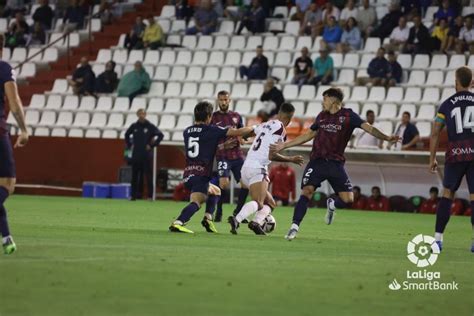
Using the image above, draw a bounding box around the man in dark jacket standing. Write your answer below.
[403,15,431,54]
[32,0,54,29]
[125,109,164,200]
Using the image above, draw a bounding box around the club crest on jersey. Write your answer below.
[339,116,346,123]
[232,117,239,124]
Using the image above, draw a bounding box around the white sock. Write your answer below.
[435,232,443,242]
[2,235,11,244]
[173,220,183,226]
[253,205,272,225]
[290,223,299,231]
[204,213,212,220]
[236,201,259,223]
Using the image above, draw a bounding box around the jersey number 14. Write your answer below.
[451,107,474,134]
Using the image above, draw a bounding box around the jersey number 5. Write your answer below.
[253,133,265,151]
[451,106,474,134]
[188,137,199,158]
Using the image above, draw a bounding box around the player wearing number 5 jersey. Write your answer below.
[228,103,304,235]
[169,101,254,234]
[271,88,400,241]
[429,66,474,253]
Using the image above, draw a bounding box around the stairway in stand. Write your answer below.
[20,0,166,105]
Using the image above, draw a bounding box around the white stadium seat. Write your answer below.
[90,113,107,128]
[45,95,62,110]
[192,51,208,65]
[417,105,436,120]
[350,87,368,102]
[181,82,198,98]
[283,84,298,100]
[107,113,124,128]
[407,70,426,86]
[404,87,421,103]
[62,95,79,110]
[148,98,164,113]
[386,87,404,103]
[368,87,386,102]
[421,87,440,103]
[96,96,113,111]
[342,53,360,68]
[412,54,430,69]
[280,36,296,50]
[38,111,57,126]
[361,103,379,116]
[163,98,181,113]
[213,35,229,50]
[429,55,447,69]
[447,54,466,69]
[364,37,380,53]
[416,122,432,138]
[344,102,360,115]
[299,85,316,101]
[378,103,398,119]
[398,104,416,118]
[130,97,148,112]
[144,50,160,65]
[79,96,96,111]
[29,94,46,109]
[425,71,444,86]
[159,114,176,130]
[203,66,219,81]
[85,129,101,138]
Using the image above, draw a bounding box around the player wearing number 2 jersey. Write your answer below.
[169,101,254,234]
[228,103,304,235]
[429,66,474,252]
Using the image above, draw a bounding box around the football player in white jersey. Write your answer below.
[228,103,304,235]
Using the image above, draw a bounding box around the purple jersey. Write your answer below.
[435,91,474,163]
[183,124,228,179]
[310,108,364,162]
[211,110,244,161]
[0,61,16,136]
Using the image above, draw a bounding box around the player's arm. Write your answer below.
[402,133,420,150]
[268,151,305,166]
[429,120,444,173]
[226,126,255,137]
[360,122,400,144]
[5,81,28,148]
[270,129,317,153]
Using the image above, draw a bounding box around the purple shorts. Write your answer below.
[301,159,353,193]
[217,158,244,182]
[0,133,16,178]
[184,175,210,195]
[443,161,474,193]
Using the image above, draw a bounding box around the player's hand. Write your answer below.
[386,135,402,144]
[15,132,28,148]
[429,159,438,173]
[291,155,305,166]
[223,138,238,149]
[270,142,285,154]
[146,145,152,151]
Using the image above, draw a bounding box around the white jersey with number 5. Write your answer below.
[243,119,287,170]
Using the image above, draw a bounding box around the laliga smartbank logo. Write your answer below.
[388,234,459,291]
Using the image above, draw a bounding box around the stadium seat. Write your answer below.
[361,103,379,116]
[115,34,126,48]
[220,67,237,82]
[331,53,343,68]
[203,66,219,81]
[128,50,144,64]
[412,54,430,70]
[468,56,474,68]
[144,50,160,65]
[271,67,287,82]
[186,66,202,81]
[160,50,176,65]
[425,70,444,86]
[283,84,298,100]
[166,35,181,46]
[62,95,79,111]
[124,113,136,127]
[102,130,118,139]
[342,53,360,68]
[378,121,393,135]
[112,49,128,64]
[447,54,466,69]
[246,36,262,50]
[350,87,368,102]
[232,83,248,98]
[295,36,312,51]
[197,83,214,98]
[235,100,252,113]
[176,51,192,65]
[275,52,292,66]
[345,102,360,114]
[273,6,288,18]
[230,36,246,50]
[213,35,229,50]
[398,104,416,118]
[182,99,198,113]
[148,98,164,113]
[50,79,68,94]
[241,51,255,66]
[197,36,213,50]
[34,127,50,136]
[462,6,474,16]
[169,66,187,81]
[315,85,331,101]
[416,122,432,138]
[27,47,43,62]
[164,82,182,97]
[423,6,438,22]
[280,36,296,50]
[51,128,67,137]
[378,104,397,119]
[85,129,101,138]
[214,83,231,96]
[147,114,159,127]
[224,51,241,66]
[247,83,263,99]
[154,65,170,80]
[443,70,455,86]
[78,96,96,111]
[159,114,176,130]
[299,85,316,101]
[404,87,421,103]
[335,69,355,84]
[268,21,284,33]
[182,35,197,49]
[441,87,456,100]
[218,20,235,34]
[368,87,386,102]
[90,113,107,128]
[429,55,447,69]
[96,96,113,111]
[163,98,181,113]
[417,105,436,120]
[306,102,322,117]
[129,97,147,113]
[69,129,84,137]
[339,86,351,101]
[107,113,124,129]
[285,21,299,36]
[251,100,263,114]
[385,87,403,103]
[45,95,62,110]
[376,6,389,20]
[181,82,198,98]
[191,51,208,65]
[171,131,184,141]
[407,70,426,86]
[263,36,279,51]
[113,97,130,112]
[397,54,412,69]
[421,87,440,103]
[38,111,57,126]
[92,63,105,76]
[364,37,381,53]
[29,94,46,109]
[292,102,305,117]
[359,54,375,68]
[25,110,40,125]
[208,51,225,66]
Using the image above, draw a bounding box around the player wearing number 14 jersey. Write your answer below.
[429,66,474,252]
[169,101,254,234]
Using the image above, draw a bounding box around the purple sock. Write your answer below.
[334,197,351,209]
[471,201,474,226]
[0,187,11,237]
[216,189,227,217]
[177,202,200,224]
[233,188,249,215]
[205,195,219,215]
[292,195,310,226]
[435,197,452,233]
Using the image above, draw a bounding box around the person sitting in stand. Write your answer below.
[367,186,390,211]
[420,187,439,214]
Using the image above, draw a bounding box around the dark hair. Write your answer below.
[322,88,344,102]
[378,47,386,53]
[387,50,395,56]
[345,17,357,31]
[194,101,214,122]
[403,111,411,118]
[353,186,361,193]
[279,102,295,114]
[366,110,374,116]
[455,66,472,88]
[372,186,381,192]
[429,187,439,194]
[217,90,229,97]
[256,45,263,49]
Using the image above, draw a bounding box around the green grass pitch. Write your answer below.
[0,195,473,316]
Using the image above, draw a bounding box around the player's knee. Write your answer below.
[255,200,265,210]
[301,186,314,199]
[442,188,454,199]
[219,178,230,189]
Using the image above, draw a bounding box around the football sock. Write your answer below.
[177,202,200,224]
[205,195,219,216]
[334,197,351,209]
[253,205,272,225]
[471,201,474,227]
[0,187,11,238]
[290,223,299,231]
[236,201,258,223]
[216,189,227,217]
[435,197,452,234]
[292,195,310,226]
[233,188,249,215]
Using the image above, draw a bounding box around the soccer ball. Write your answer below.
[261,214,276,233]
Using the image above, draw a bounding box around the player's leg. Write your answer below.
[240,180,269,235]
[434,162,465,250]
[212,160,231,222]
[464,162,474,252]
[201,183,221,233]
[326,163,354,225]
[0,135,17,254]
[252,191,276,226]
[204,179,220,219]
[231,159,249,218]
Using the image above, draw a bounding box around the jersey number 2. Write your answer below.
[253,133,265,151]
[188,137,199,158]
[451,107,474,134]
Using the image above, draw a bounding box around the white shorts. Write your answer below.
[241,167,269,187]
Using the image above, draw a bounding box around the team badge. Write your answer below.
[339,116,346,123]
[232,117,239,125]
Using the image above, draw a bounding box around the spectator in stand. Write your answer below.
[67,57,95,96]
[269,163,296,206]
[291,0,312,23]
[356,47,390,86]
[185,0,218,35]
[135,16,163,49]
[239,45,268,80]
[320,16,342,51]
[60,0,85,33]
[9,11,29,34]
[389,111,420,150]
[351,110,383,149]
[420,187,439,214]
[339,0,358,26]
[356,0,377,38]
[322,2,340,24]
[33,0,54,30]
[5,23,27,48]
[386,51,402,87]
[97,0,114,25]
[445,15,463,52]
[176,0,197,23]
[456,16,474,54]
[117,61,151,102]
[400,0,421,19]
[370,2,402,40]
[124,16,145,51]
[260,78,285,118]
[309,47,334,86]
[2,0,27,18]
[95,61,118,93]
[291,47,313,87]
[431,18,450,52]
[236,0,266,35]
[385,16,410,52]
[367,186,390,211]
[27,22,46,46]
[299,3,323,39]
[336,17,362,53]
[433,0,457,26]
[403,15,431,54]
[352,186,368,210]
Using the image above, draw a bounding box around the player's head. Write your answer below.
[322,88,344,112]
[194,100,214,124]
[217,90,231,112]
[136,108,146,122]
[401,111,411,125]
[429,187,439,199]
[455,66,472,92]
[371,186,381,198]
[353,186,361,198]
[277,102,295,126]
[366,110,375,124]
